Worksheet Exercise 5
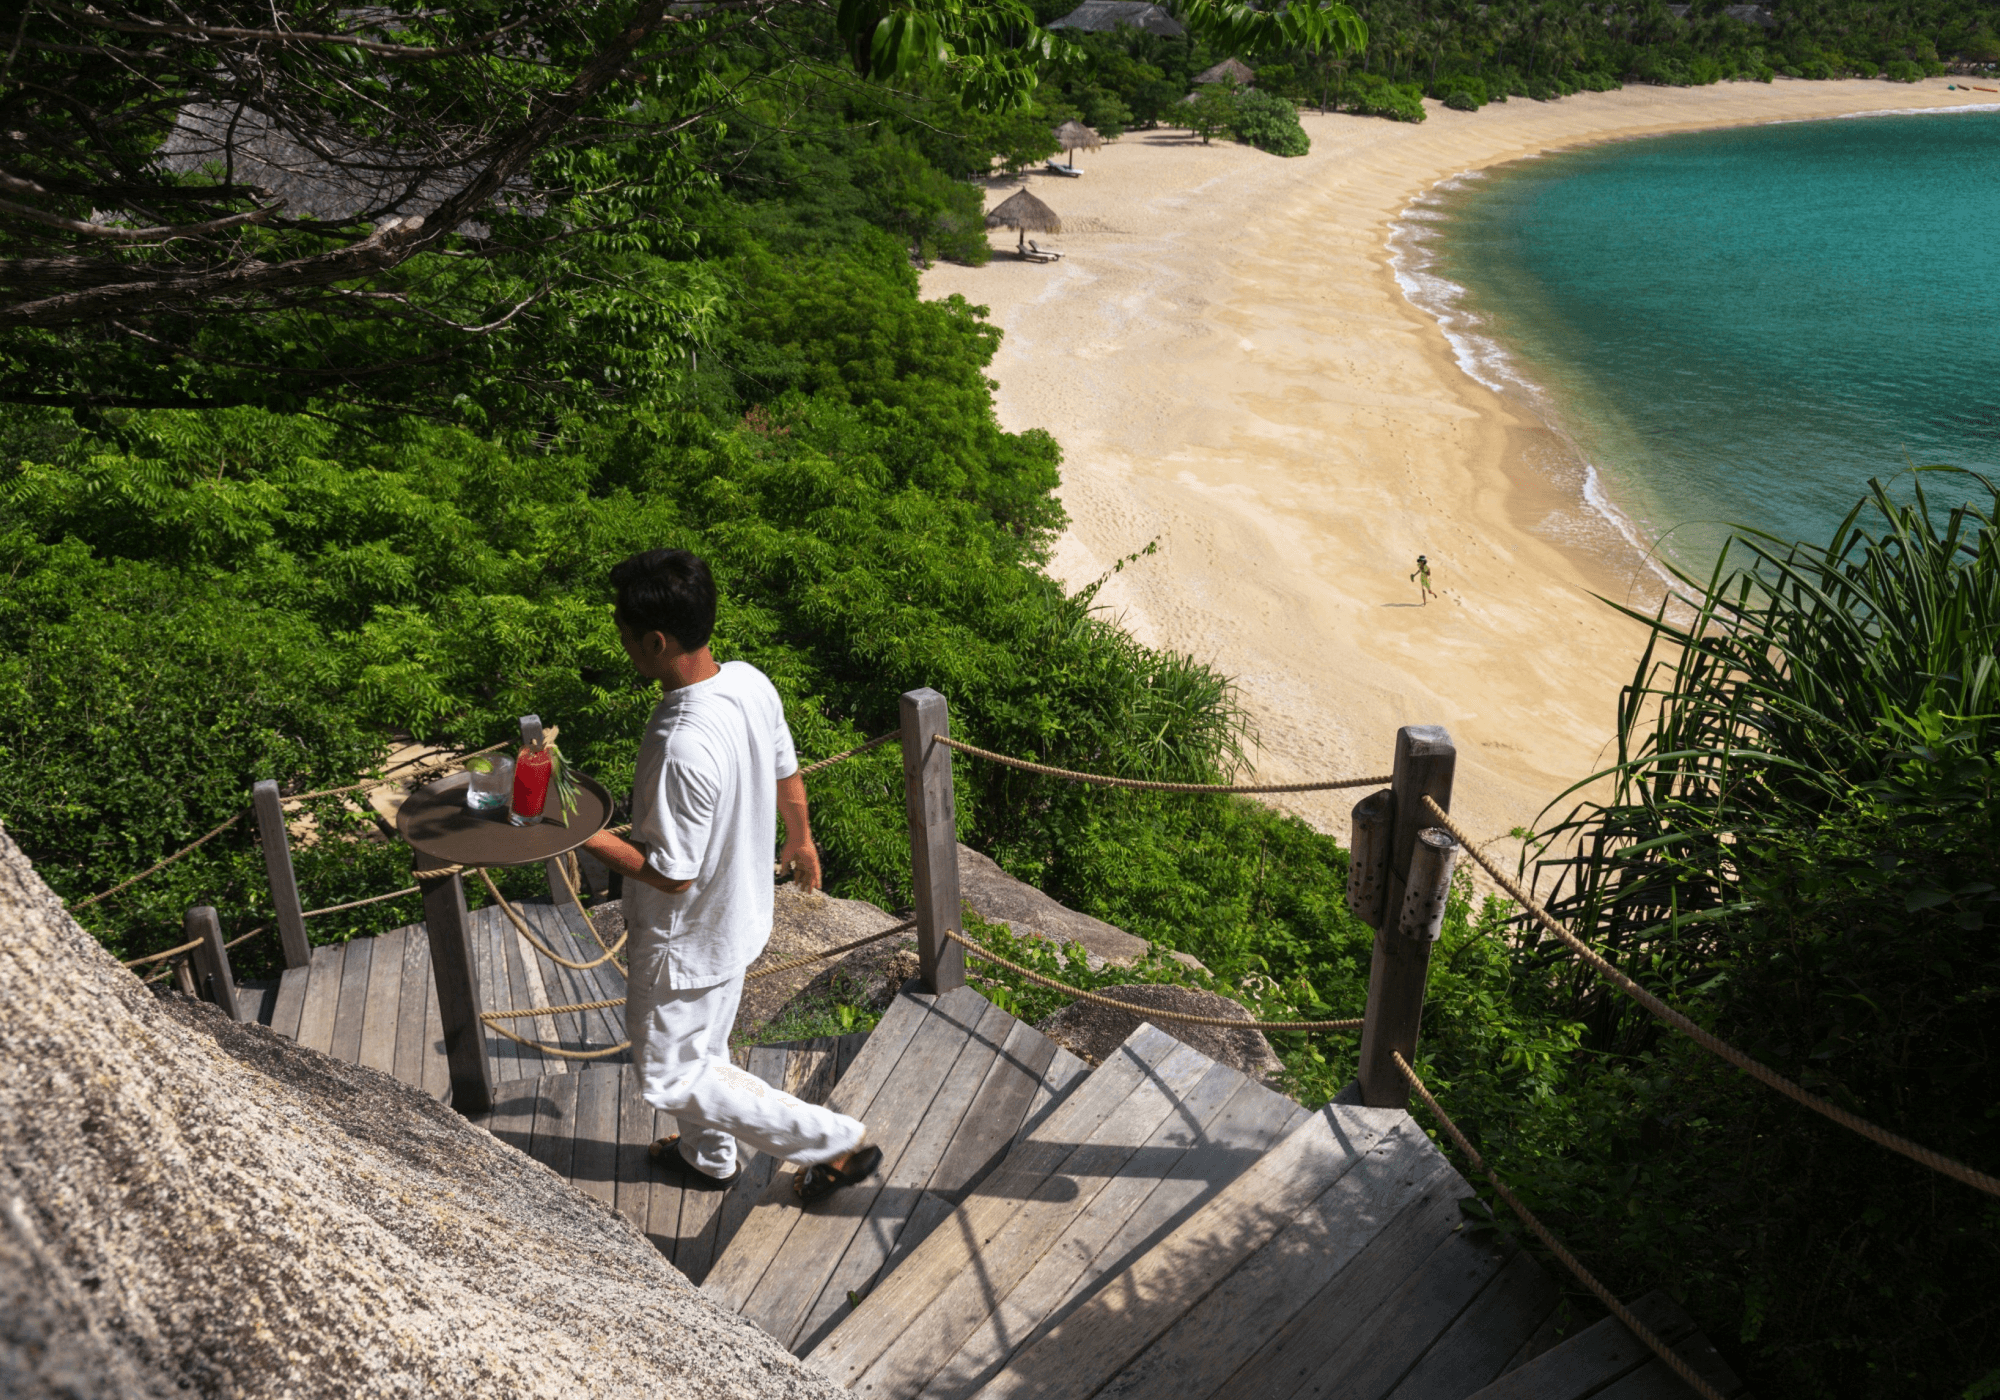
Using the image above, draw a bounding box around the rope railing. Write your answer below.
[120,936,204,968]
[70,741,512,911]
[935,736,1390,796]
[799,730,898,777]
[944,930,1364,1032]
[476,918,920,1060]
[302,886,421,919]
[77,815,245,911]
[603,730,901,839]
[478,867,628,971]
[1393,1053,1728,1400]
[122,884,411,976]
[279,741,513,806]
[481,1008,630,1061]
[742,919,916,981]
[553,853,624,970]
[1421,795,2000,1200]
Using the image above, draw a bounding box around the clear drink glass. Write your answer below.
[466,756,515,811]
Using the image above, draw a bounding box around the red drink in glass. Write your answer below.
[510,748,552,826]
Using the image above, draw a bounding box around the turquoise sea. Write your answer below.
[1395,106,2000,575]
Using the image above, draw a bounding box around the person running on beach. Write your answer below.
[1411,555,1438,605]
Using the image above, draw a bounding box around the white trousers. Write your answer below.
[626,968,865,1179]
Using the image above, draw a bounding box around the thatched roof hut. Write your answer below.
[1194,57,1256,85]
[1053,120,1103,168]
[986,188,1062,254]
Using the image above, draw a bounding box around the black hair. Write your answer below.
[610,548,716,652]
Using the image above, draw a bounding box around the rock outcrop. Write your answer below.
[742,883,915,1033]
[958,844,1148,966]
[0,825,848,1400]
[1037,982,1284,1081]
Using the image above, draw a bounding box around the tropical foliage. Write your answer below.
[1513,473,2000,1399]
[6,2,1998,1395]
[0,0,1364,420]
[1046,0,2000,134]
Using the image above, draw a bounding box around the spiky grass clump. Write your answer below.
[1526,469,2000,1399]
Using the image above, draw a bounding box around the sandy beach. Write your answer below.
[923,78,1996,855]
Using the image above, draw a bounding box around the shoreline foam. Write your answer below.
[921,78,1993,857]
[1386,169,1676,601]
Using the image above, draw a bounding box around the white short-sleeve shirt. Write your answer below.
[624,660,799,990]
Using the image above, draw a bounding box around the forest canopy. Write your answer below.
[3,2,1997,1398]
[1042,0,2000,129]
[0,0,1359,418]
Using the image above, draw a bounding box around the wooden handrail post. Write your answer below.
[417,856,493,1114]
[186,905,240,1021]
[546,854,580,910]
[900,688,965,995]
[251,779,311,969]
[1356,726,1457,1109]
[1346,788,1394,928]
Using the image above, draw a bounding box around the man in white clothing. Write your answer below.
[581,548,879,1197]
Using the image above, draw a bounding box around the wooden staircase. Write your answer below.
[703,984,1092,1352]
[233,901,1739,1399]
[1463,1292,1743,1400]
[240,895,630,1096]
[696,985,1737,1400]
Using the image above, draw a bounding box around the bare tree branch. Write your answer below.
[57,2,546,60]
[0,193,282,241]
[0,0,821,413]
[0,215,426,327]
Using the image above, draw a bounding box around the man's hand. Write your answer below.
[581,829,692,895]
[781,840,822,893]
[776,771,819,893]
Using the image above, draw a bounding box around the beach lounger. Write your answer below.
[1044,160,1083,177]
[1021,240,1064,262]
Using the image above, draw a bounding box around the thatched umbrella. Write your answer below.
[986,188,1062,256]
[1053,120,1102,170]
[1194,57,1256,86]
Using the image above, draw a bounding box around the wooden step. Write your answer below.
[806,1022,1303,1399]
[252,897,627,1096]
[703,984,1089,1353]
[913,1090,1563,1400]
[469,1032,867,1283]
[1462,1291,1743,1400]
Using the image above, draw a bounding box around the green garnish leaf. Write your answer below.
[548,740,583,821]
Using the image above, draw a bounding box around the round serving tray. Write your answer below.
[397,769,613,868]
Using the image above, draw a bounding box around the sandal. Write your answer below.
[650,1134,740,1189]
[795,1144,883,1203]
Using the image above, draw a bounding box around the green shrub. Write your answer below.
[1252,61,1299,97]
[1082,90,1134,138]
[1343,72,1427,122]
[1883,57,1924,80]
[1183,83,1238,143]
[1433,73,1488,107]
[1229,89,1311,156]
